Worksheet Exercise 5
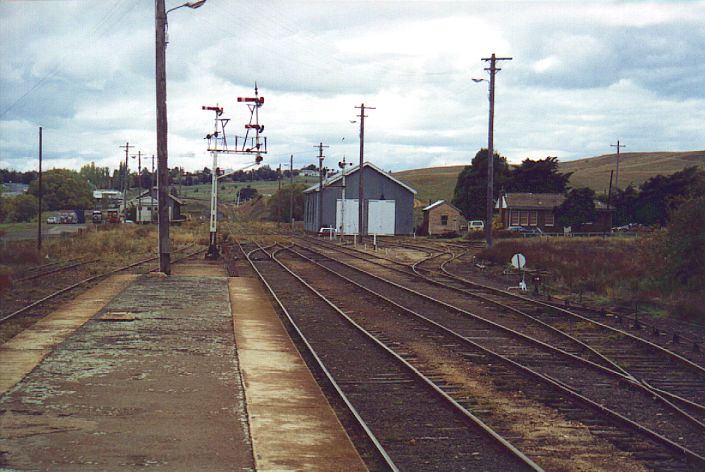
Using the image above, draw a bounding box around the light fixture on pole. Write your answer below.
[155,0,206,274]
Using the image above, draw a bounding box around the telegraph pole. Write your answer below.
[37,127,42,251]
[119,142,134,222]
[131,151,142,222]
[481,53,511,248]
[290,154,294,232]
[155,0,171,273]
[315,142,329,231]
[355,103,375,237]
[611,140,626,190]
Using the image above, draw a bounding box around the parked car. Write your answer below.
[318,226,337,237]
[507,226,544,236]
[468,220,484,232]
[46,216,58,224]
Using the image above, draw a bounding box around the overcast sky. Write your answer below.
[1,0,704,174]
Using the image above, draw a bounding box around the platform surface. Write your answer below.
[0,264,254,471]
[1,259,366,471]
[230,277,366,472]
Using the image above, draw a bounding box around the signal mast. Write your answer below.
[202,84,267,259]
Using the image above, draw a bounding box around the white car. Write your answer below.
[46,216,58,224]
[318,226,337,237]
[468,220,484,232]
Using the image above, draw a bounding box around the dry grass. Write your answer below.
[479,237,658,301]
[388,152,704,203]
[559,150,705,194]
[0,224,203,275]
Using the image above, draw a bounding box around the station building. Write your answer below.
[303,162,416,235]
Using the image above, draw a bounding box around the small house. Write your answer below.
[129,188,185,224]
[497,192,613,233]
[420,200,466,236]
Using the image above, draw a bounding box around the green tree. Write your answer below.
[27,169,94,210]
[505,156,572,194]
[268,184,306,222]
[611,184,639,226]
[5,194,39,222]
[451,148,510,219]
[635,166,704,226]
[555,187,596,228]
[661,197,705,292]
[79,162,111,189]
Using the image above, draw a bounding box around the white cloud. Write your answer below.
[1,1,703,175]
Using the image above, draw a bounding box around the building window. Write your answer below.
[529,211,538,226]
[440,215,448,226]
[510,210,520,226]
[520,211,529,226]
[545,212,554,226]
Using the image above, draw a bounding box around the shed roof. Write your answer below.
[304,161,417,195]
[422,200,462,213]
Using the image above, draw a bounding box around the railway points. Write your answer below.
[3,227,705,471]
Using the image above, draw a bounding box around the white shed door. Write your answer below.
[367,200,395,235]
[336,199,359,234]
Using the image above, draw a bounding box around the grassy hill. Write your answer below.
[392,166,464,206]
[559,151,705,193]
[392,151,705,203]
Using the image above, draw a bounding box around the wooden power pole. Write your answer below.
[355,103,374,237]
[481,53,511,248]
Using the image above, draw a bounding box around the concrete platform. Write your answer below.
[0,259,365,471]
[230,277,366,472]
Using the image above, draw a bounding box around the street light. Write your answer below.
[155,0,206,274]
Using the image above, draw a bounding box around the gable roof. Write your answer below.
[498,192,612,211]
[422,200,462,213]
[133,188,184,205]
[304,161,417,195]
[500,193,565,209]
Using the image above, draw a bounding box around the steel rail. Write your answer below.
[17,259,98,282]
[238,240,400,472]
[294,241,705,432]
[281,244,705,468]
[410,250,636,378]
[261,242,543,472]
[1,245,201,325]
[438,250,705,376]
[316,238,705,414]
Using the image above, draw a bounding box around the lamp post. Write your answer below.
[155,0,206,274]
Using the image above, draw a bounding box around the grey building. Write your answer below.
[303,162,416,235]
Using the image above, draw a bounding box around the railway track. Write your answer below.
[313,238,705,414]
[238,240,542,471]
[287,239,705,465]
[420,251,705,408]
[0,245,205,339]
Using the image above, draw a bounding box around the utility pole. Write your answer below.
[481,53,511,248]
[290,154,294,232]
[355,103,375,237]
[338,156,352,237]
[155,0,170,274]
[315,142,329,231]
[611,140,626,190]
[37,127,42,251]
[131,151,142,222]
[119,142,134,222]
[277,163,282,227]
